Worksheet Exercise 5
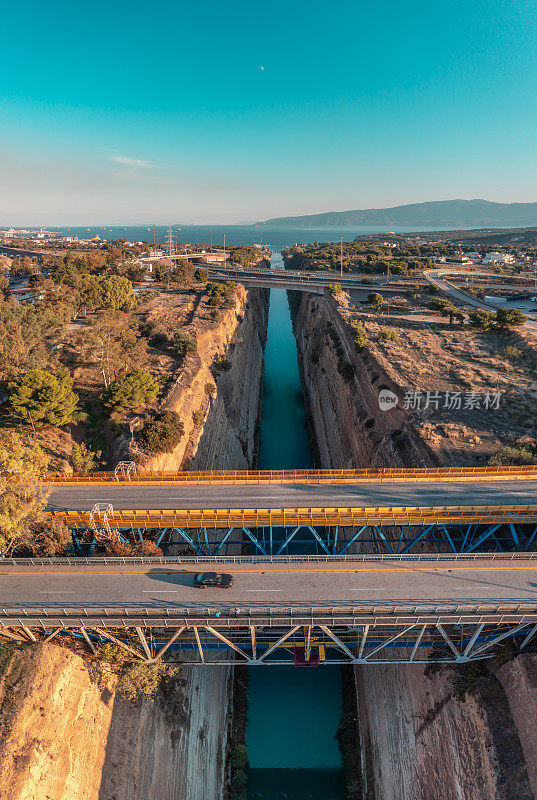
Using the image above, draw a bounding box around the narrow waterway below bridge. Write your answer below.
[246,252,346,800]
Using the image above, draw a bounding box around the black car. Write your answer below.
[193,572,234,588]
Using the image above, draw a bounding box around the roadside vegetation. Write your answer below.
[0,239,242,556]
[99,643,178,701]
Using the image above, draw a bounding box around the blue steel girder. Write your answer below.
[70,521,537,557]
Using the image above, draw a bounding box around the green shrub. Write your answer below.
[352,321,368,352]
[451,662,486,702]
[379,328,399,341]
[194,267,208,281]
[171,331,197,360]
[337,357,353,381]
[488,444,537,466]
[328,282,342,296]
[496,308,527,328]
[101,369,158,413]
[9,369,79,427]
[502,345,522,361]
[137,411,184,454]
[367,291,384,309]
[205,382,216,396]
[118,660,178,702]
[192,409,205,425]
[205,281,233,306]
[98,643,130,665]
[468,310,496,330]
[229,744,249,800]
[214,355,232,372]
[71,442,102,472]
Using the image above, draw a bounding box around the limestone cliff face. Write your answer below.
[356,663,533,800]
[141,286,268,472]
[0,645,233,800]
[190,288,268,470]
[291,290,433,469]
[0,644,117,800]
[98,663,232,800]
[292,288,536,800]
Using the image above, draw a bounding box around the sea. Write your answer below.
[18,224,457,250]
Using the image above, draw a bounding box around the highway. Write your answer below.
[48,477,537,514]
[1,557,537,620]
[207,265,408,294]
[424,269,537,338]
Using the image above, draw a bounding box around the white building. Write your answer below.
[483,251,515,264]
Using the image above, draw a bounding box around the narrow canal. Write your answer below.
[246,252,346,800]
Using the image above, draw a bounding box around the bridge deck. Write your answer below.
[48,475,537,528]
[2,556,537,622]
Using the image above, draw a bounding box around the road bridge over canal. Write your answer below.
[2,553,537,664]
[47,466,537,555]
[3,467,537,664]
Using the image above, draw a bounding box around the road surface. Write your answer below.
[424,269,537,338]
[47,477,537,513]
[1,557,537,616]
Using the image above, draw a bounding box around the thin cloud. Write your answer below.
[109,155,152,167]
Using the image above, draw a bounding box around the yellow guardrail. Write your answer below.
[46,466,537,487]
[52,504,537,530]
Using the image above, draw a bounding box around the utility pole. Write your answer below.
[167,226,175,260]
[223,233,227,269]
[340,236,343,279]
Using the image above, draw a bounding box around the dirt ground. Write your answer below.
[345,292,537,464]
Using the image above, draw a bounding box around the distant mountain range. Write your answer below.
[259,200,537,229]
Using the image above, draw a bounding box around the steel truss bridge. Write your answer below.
[48,465,537,557]
[3,466,537,665]
[2,554,537,666]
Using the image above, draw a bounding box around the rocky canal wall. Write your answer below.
[290,290,432,469]
[291,288,537,800]
[0,287,269,800]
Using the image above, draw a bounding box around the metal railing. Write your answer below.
[2,551,536,567]
[2,604,537,628]
[45,465,537,486]
[52,504,537,530]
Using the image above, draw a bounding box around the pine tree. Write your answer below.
[8,369,79,427]
[101,369,158,413]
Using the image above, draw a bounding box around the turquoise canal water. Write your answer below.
[246,253,345,800]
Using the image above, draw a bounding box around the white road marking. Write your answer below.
[243,589,282,592]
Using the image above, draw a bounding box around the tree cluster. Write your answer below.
[100,369,158,413]
[0,431,71,557]
[8,369,79,427]
[136,411,184,454]
[205,281,236,306]
[468,308,527,330]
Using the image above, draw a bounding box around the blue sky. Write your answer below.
[1,0,536,224]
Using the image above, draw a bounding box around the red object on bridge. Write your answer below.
[294,645,320,667]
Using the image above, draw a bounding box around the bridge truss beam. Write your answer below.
[4,620,537,665]
[70,521,537,557]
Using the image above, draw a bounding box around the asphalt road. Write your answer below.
[47,478,537,513]
[424,269,537,338]
[1,559,537,613]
